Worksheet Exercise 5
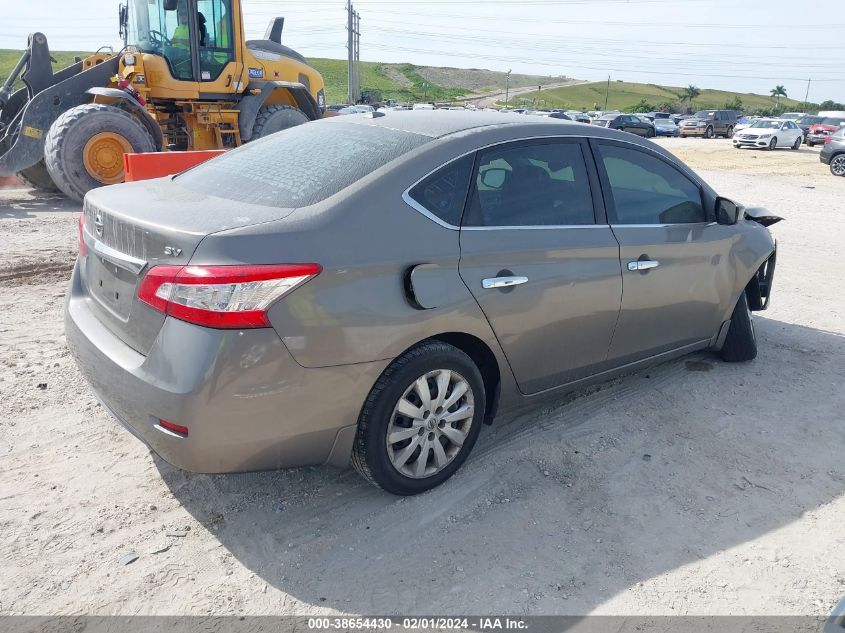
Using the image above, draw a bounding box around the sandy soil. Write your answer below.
[1,140,844,617]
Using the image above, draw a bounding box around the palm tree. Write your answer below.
[681,85,701,111]
[770,85,788,107]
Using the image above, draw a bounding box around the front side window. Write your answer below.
[127,0,194,81]
[597,144,705,225]
[407,155,473,226]
[197,0,234,80]
[464,142,596,227]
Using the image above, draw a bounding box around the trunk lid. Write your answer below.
[80,177,296,354]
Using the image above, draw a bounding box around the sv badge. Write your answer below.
[163,246,182,257]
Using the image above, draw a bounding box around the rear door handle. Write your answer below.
[482,276,528,289]
[627,260,659,271]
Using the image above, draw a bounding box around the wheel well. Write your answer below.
[429,333,501,425]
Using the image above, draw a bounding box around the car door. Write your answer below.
[458,139,622,394]
[591,139,736,365]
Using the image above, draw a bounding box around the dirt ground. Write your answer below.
[1,138,844,617]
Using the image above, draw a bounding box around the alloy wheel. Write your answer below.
[386,369,475,479]
[831,155,845,177]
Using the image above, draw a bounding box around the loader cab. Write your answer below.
[126,0,239,92]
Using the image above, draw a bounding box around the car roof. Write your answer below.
[321,110,595,139]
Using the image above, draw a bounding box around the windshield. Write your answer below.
[693,111,715,118]
[176,122,430,208]
[655,119,674,125]
[750,120,783,129]
[797,116,823,125]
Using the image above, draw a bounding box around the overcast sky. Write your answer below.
[2,0,842,103]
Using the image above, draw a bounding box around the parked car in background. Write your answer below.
[650,112,672,120]
[413,103,437,111]
[779,112,807,122]
[806,117,845,147]
[735,116,758,133]
[680,110,738,138]
[592,113,655,137]
[634,113,655,121]
[820,128,845,176]
[733,118,803,150]
[338,105,376,115]
[566,111,592,123]
[795,115,824,140]
[548,112,572,120]
[66,111,779,495]
[653,117,680,137]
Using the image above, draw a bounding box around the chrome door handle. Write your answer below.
[627,260,659,271]
[482,276,528,289]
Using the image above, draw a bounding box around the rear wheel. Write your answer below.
[16,160,58,192]
[831,155,845,177]
[792,136,802,150]
[351,341,485,495]
[251,105,309,140]
[719,292,757,362]
[44,103,155,202]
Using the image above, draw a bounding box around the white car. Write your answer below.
[733,118,804,150]
[412,103,436,111]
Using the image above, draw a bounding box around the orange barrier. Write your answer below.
[123,150,226,182]
[0,175,23,188]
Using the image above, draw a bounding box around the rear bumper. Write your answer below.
[65,261,387,473]
[820,147,833,164]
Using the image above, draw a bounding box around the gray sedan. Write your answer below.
[66,112,779,495]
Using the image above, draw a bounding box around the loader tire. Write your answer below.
[251,105,309,140]
[44,103,156,202]
[17,160,58,193]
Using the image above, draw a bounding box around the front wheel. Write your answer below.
[251,105,310,140]
[44,103,155,202]
[725,126,734,138]
[831,155,845,177]
[704,126,715,139]
[351,341,485,495]
[16,160,58,192]
[720,292,757,362]
[646,127,655,138]
[767,137,777,151]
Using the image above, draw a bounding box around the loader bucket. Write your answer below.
[0,33,119,177]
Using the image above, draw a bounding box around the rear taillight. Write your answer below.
[78,215,87,256]
[157,419,189,437]
[137,263,321,329]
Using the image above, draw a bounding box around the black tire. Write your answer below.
[720,292,757,362]
[16,160,58,192]
[44,103,156,202]
[767,137,777,151]
[704,126,714,139]
[791,136,801,150]
[725,126,734,138]
[646,127,655,138]
[351,341,486,495]
[807,141,815,147]
[251,105,310,140]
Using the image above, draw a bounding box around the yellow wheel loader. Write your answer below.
[0,0,326,201]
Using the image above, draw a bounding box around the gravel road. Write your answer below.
[1,138,844,617]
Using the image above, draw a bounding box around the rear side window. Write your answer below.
[177,122,429,208]
[464,141,596,227]
[407,155,474,226]
[597,144,705,225]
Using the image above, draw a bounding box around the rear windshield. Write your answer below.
[176,122,429,208]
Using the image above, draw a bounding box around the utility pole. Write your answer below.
[604,74,610,110]
[353,10,361,103]
[346,1,354,104]
[804,78,812,112]
[505,69,511,108]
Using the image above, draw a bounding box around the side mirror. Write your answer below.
[480,168,507,189]
[163,0,178,11]
[716,197,743,225]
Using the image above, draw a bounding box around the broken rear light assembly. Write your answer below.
[137,263,321,329]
